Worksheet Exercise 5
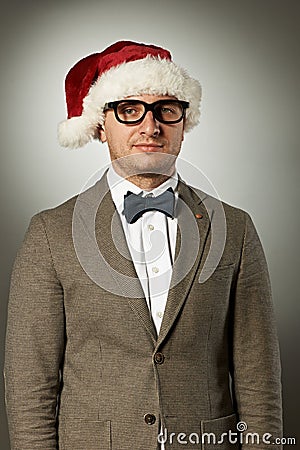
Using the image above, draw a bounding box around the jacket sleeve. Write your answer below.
[4,214,65,450]
[232,212,283,449]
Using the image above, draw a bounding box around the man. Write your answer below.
[4,41,282,449]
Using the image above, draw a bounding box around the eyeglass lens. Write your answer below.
[116,101,185,123]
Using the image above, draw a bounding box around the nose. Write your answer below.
[139,110,160,137]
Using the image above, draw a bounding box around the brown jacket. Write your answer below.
[4,174,282,449]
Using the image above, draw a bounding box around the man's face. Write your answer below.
[99,94,185,180]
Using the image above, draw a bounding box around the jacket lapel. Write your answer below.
[93,174,158,342]
[156,178,212,347]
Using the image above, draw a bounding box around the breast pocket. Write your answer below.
[199,263,235,284]
[194,263,235,304]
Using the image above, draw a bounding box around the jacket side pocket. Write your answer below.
[200,413,239,450]
[59,418,111,450]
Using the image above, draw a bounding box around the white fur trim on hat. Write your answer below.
[58,56,201,148]
[58,115,99,148]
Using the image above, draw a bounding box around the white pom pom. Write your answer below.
[57,116,98,149]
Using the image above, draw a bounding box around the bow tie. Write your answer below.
[123,187,175,224]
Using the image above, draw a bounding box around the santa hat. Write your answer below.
[58,40,201,148]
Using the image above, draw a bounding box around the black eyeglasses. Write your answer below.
[104,99,189,124]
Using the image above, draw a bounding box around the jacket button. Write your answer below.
[144,413,156,425]
[154,352,165,364]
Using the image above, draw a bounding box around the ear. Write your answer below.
[181,122,185,142]
[98,125,107,143]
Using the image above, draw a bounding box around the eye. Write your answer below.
[158,102,182,116]
[122,107,138,115]
[161,106,176,114]
[117,102,144,118]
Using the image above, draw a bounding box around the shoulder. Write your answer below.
[30,193,78,231]
[180,178,250,223]
[31,175,109,229]
[180,180,258,251]
[182,181,267,269]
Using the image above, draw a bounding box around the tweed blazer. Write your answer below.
[4,173,282,450]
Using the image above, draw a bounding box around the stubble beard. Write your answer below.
[111,151,178,189]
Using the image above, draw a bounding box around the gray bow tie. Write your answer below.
[123,187,175,224]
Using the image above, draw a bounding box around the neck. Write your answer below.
[125,173,172,191]
[111,161,176,191]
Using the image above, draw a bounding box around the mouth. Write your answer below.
[133,143,163,153]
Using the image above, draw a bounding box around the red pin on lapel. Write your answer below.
[195,213,203,219]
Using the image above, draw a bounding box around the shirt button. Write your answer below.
[154,352,165,364]
[152,267,159,273]
[144,413,156,425]
[148,224,154,231]
[157,311,163,318]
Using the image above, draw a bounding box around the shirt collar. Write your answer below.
[107,165,178,214]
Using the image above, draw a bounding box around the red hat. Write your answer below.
[58,41,201,148]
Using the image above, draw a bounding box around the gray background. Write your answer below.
[1,0,299,448]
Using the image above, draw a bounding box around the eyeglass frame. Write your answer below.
[103,99,190,125]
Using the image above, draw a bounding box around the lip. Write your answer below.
[133,144,163,152]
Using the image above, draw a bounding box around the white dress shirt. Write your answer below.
[107,167,178,334]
